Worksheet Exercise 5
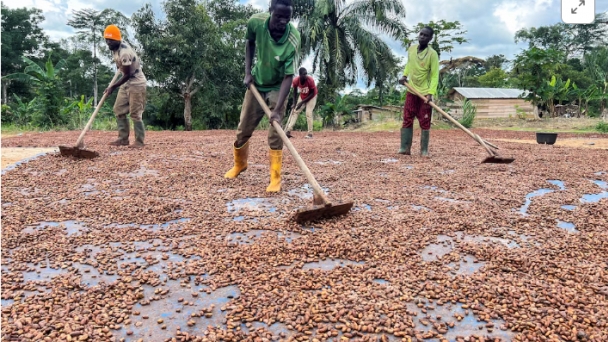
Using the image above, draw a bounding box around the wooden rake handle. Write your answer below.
[75,71,121,148]
[248,84,332,207]
[402,81,496,157]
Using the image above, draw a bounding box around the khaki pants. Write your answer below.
[285,95,317,133]
[235,89,287,150]
[113,84,146,122]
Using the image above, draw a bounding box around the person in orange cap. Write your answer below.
[103,24,148,148]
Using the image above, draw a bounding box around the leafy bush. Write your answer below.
[596,121,608,133]
[458,99,477,128]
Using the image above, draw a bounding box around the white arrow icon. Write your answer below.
[562,0,595,24]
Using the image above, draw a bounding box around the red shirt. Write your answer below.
[292,76,318,101]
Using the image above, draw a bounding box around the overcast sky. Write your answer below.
[3,0,608,91]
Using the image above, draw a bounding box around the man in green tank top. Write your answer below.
[398,26,439,156]
[224,0,300,193]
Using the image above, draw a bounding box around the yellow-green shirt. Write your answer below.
[246,13,300,92]
[403,44,439,95]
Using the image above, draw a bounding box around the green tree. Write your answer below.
[440,56,486,87]
[296,0,407,102]
[511,47,564,118]
[584,46,608,115]
[1,3,48,103]
[485,54,509,71]
[3,55,66,127]
[407,20,468,60]
[204,0,261,129]
[478,67,508,88]
[67,8,130,106]
[515,13,608,59]
[133,0,221,131]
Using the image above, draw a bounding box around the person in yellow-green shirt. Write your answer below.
[398,26,439,156]
[224,0,300,193]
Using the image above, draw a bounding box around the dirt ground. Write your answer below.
[493,137,608,149]
[475,117,603,132]
[2,129,608,341]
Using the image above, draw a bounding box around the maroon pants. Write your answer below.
[402,92,432,130]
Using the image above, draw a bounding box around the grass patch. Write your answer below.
[351,118,454,132]
[596,121,608,133]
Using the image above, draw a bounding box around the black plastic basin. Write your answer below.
[536,132,558,145]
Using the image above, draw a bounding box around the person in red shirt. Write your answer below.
[284,67,318,138]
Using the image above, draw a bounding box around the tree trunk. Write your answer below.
[2,81,7,104]
[183,93,192,131]
[533,105,540,120]
[93,30,98,107]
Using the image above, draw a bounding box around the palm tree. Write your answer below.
[295,0,407,101]
[67,8,129,106]
[584,47,608,115]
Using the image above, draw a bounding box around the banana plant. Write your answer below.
[582,85,599,116]
[571,83,584,117]
[555,77,571,106]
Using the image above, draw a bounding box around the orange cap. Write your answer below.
[104,25,122,41]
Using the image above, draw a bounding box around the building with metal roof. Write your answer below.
[447,87,528,99]
[446,87,533,119]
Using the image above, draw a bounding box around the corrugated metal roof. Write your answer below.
[453,87,528,99]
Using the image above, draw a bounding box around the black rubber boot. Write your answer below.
[398,127,413,155]
[420,129,430,156]
[109,116,129,146]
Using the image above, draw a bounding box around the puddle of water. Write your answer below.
[518,180,569,215]
[459,234,519,248]
[77,265,120,287]
[241,321,292,337]
[381,158,398,163]
[353,204,372,211]
[579,180,608,203]
[595,171,606,175]
[404,165,413,170]
[405,298,514,341]
[387,206,399,210]
[278,231,302,243]
[561,205,577,211]
[441,169,455,174]
[226,198,278,213]
[412,205,432,211]
[314,160,342,165]
[375,199,390,204]
[422,233,518,263]
[593,180,607,189]
[302,259,364,271]
[108,218,191,232]
[225,230,301,245]
[446,254,486,276]
[580,192,608,203]
[302,226,320,232]
[547,180,565,190]
[556,220,578,233]
[23,220,88,236]
[373,279,389,285]
[518,188,553,215]
[434,196,467,203]
[287,184,329,200]
[1,299,15,307]
[420,235,455,262]
[123,282,239,340]
[22,262,69,282]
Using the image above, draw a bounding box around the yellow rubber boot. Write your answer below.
[224,141,249,178]
[266,149,282,192]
